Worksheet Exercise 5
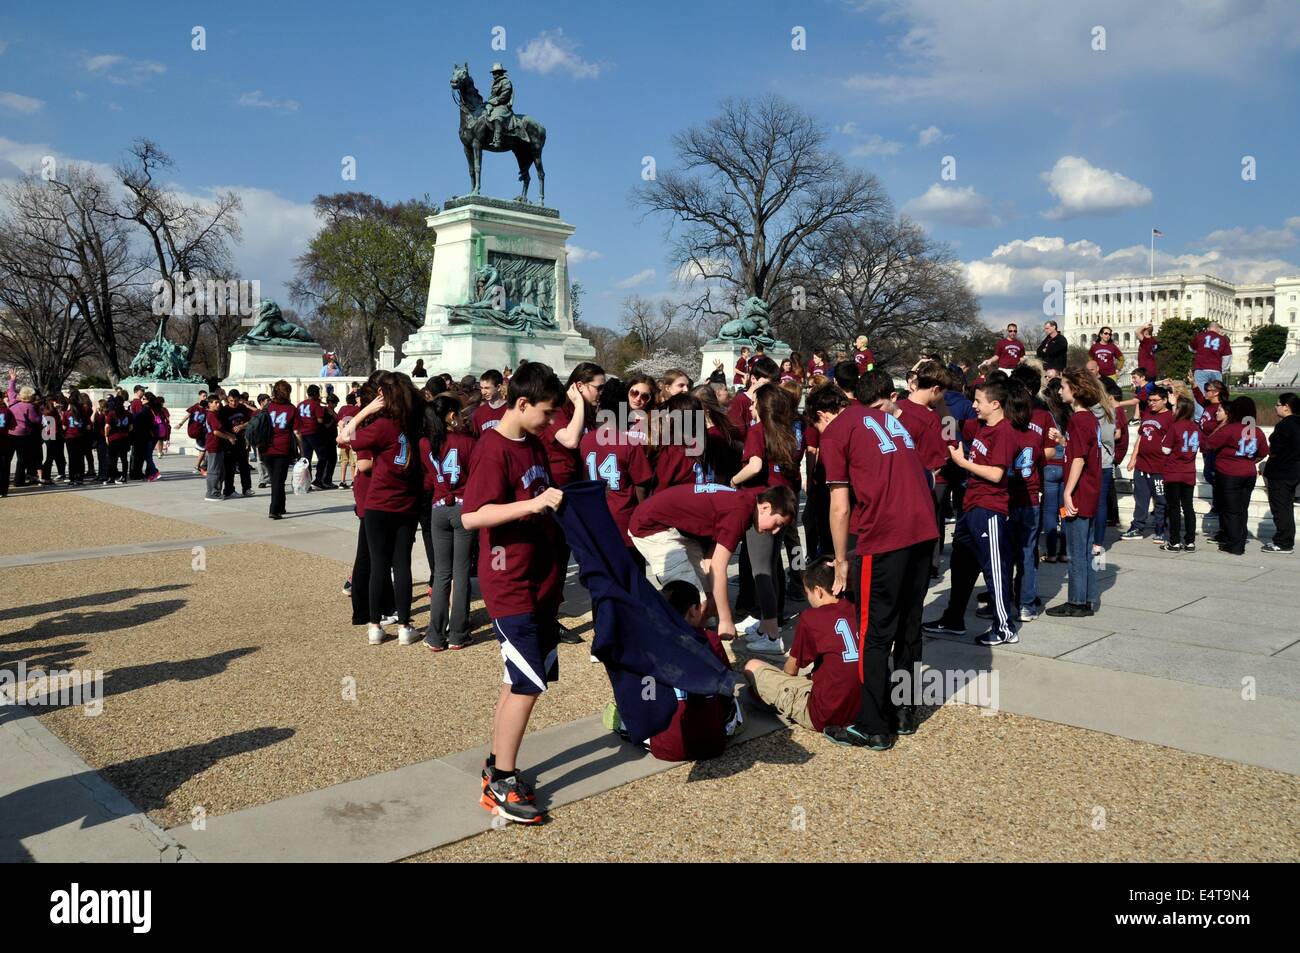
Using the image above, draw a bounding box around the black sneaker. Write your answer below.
[975,605,993,619]
[822,725,895,750]
[1160,542,1183,552]
[343,580,353,596]
[1119,529,1143,540]
[1183,542,1197,553]
[1262,543,1294,554]
[921,619,966,637]
[894,706,918,736]
[557,623,583,645]
[480,775,542,824]
[1045,602,1094,618]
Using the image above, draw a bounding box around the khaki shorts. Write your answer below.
[750,664,815,731]
[338,445,356,466]
[631,529,708,590]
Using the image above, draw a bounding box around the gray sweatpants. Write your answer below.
[205,450,226,499]
[426,503,475,646]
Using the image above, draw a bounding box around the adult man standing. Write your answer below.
[1191,321,1232,392]
[852,335,875,374]
[486,63,514,149]
[1037,320,1068,377]
[994,324,1025,369]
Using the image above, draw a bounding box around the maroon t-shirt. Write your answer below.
[653,443,703,490]
[471,401,507,437]
[961,418,1015,516]
[1193,331,1231,371]
[630,483,759,553]
[421,431,477,506]
[580,426,653,542]
[1064,409,1102,518]
[649,626,731,762]
[61,408,84,441]
[705,424,742,486]
[1138,337,1159,377]
[792,599,864,730]
[293,398,324,436]
[264,399,296,456]
[539,404,582,487]
[740,421,804,493]
[461,428,565,618]
[853,348,875,372]
[1161,419,1200,485]
[1089,342,1122,377]
[727,390,753,430]
[818,403,939,556]
[337,405,359,426]
[350,417,419,515]
[895,398,947,470]
[1009,423,1047,509]
[1114,406,1130,463]
[732,358,748,386]
[201,409,225,452]
[995,338,1025,369]
[1135,409,1174,475]
[1203,421,1269,478]
[352,449,373,518]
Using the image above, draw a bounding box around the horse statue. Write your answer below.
[449,62,548,204]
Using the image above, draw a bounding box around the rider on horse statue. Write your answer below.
[486,63,514,149]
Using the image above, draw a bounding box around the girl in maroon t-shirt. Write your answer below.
[1204,396,1270,555]
[339,372,424,643]
[263,380,298,519]
[1046,369,1104,617]
[540,362,604,487]
[691,383,743,488]
[419,394,479,650]
[651,392,707,489]
[1161,395,1201,550]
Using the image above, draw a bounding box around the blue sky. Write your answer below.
[2,0,1299,330]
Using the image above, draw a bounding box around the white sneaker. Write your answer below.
[734,615,760,634]
[367,624,385,645]
[1019,607,1040,622]
[397,625,419,645]
[746,634,785,655]
[380,613,399,626]
[589,653,599,663]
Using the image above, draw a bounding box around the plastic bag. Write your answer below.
[292,458,311,495]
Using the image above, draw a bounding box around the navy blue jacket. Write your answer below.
[554,480,742,743]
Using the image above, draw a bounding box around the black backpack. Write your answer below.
[244,409,272,450]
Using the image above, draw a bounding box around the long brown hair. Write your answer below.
[1061,367,1103,410]
[272,379,292,403]
[690,383,740,445]
[375,371,422,442]
[754,383,798,470]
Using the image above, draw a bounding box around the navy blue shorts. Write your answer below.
[493,613,560,695]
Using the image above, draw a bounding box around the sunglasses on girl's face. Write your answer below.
[630,390,651,401]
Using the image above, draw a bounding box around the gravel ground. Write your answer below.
[412,705,1300,862]
[0,488,220,556]
[4,542,609,829]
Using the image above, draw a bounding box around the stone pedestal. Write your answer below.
[1258,352,1300,387]
[699,339,792,386]
[399,199,595,379]
[222,340,324,387]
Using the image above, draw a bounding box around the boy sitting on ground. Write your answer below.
[603,579,741,761]
[743,557,862,734]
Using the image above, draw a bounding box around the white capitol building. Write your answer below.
[1063,274,1300,382]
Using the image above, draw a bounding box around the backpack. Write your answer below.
[187,410,206,440]
[244,409,272,451]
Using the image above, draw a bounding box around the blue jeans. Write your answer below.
[1065,515,1099,607]
[1010,505,1040,611]
[1129,470,1166,536]
[1040,465,1064,556]
[1093,465,1113,546]
[1193,369,1222,393]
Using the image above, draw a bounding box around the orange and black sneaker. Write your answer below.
[480,775,543,824]
[481,761,535,802]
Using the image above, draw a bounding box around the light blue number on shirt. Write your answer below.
[1207,336,1221,352]
[1014,447,1034,478]
[1238,435,1257,457]
[585,451,621,490]
[1181,430,1199,454]
[427,452,443,483]
[835,617,859,663]
[441,447,461,483]
[394,433,409,467]
[862,414,915,454]
[297,402,311,418]
[271,410,288,429]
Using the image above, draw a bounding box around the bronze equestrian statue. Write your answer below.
[450,62,548,204]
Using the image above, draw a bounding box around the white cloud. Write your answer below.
[903,183,1002,228]
[518,29,604,79]
[107,102,123,112]
[836,121,858,135]
[848,134,903,158]
[566,245,602,264]
[237,90,300,112]
[1040,156,1151,220]
[844,0,1300,104]
[82,53,166,85]
[1201,218,1300,256]
[615,268,656,289]
[0,91,43,115]
[917,125,947,147]
[0,39,9,55]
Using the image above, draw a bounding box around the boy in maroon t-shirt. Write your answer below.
[923,378,1018,646]
[1121,385,1172,541]
[744,557,862,733]
[814,371,937,749]
[472,369,509,436]
[461,362,568,826]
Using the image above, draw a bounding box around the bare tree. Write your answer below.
[790,214,981,370]
[619,295,681,355]
[0,167,151,382]
[636,95,889,326]
[115,139,243,359]
[0,232,94,394]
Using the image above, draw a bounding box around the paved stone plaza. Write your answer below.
[2,455,1297,862]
